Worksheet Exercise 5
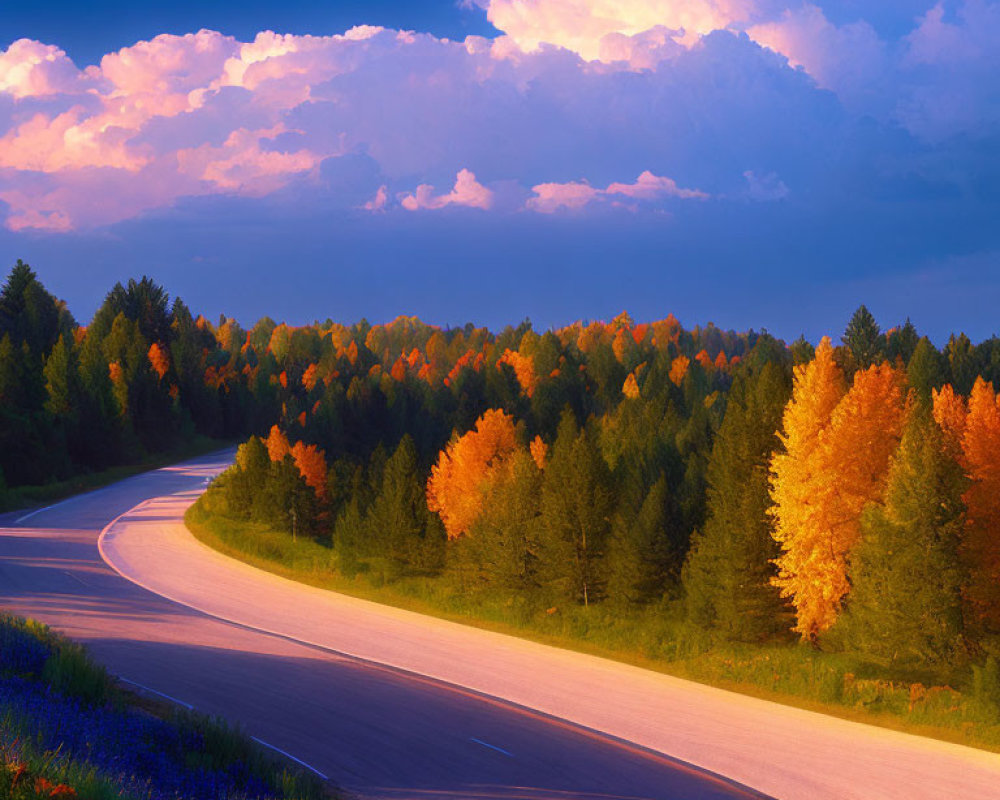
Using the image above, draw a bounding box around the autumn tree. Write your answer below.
[265,424,291,462]
[772,354,907,639]
[769,338,846,639]
[291,440,329,501]
[840,405,967,670]
[958,378,1000,636]
[426,409,518,538]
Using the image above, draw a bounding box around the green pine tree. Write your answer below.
[465,449,542,593]
[907,337,945,399]
[605,473,678,606]
[43,334,81,419]
[538,414,613,606]
[367,435,444,581]
[842,305,882,373]
[682,362,791,640]
[839,405,967,671]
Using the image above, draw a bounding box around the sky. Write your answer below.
[1,0,998,342]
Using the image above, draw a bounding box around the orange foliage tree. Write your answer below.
[530,435,548,470]
[426,409,519,538]
[291,441,329,501]
[773,354,907,639]
[147,342,169,380]
[668,355,690,386]
[265,424,291,462]
[498,349,537,397]
[957,378,1000,631]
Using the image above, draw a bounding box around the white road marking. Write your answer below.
[62,570,91,587]
[469,737,514,758]
[15,486,109,524]
[251,736,330,780]
[16,503,60,524]
[118,676,329,781]
[119,677,195,710]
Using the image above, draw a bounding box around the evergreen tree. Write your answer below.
[886,319,919,365]
[946,333,977,395]
[43,334,81,418]
[91,276,173,345]
[538,415,613,606]
[0,260,63,358]
[227,436,270,517]
[368,435,444,580]
[907,337,945,399]
[842,305,882,373]
[840,406,967,670]
[683,363,791,640]
[606,474,677,605]
[465,450,542,592]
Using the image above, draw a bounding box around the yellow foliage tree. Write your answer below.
[622,372,640,400]
[530,435,548,470]
[932,383,968,457]
[426,409,519,538]
[769,337,848,638]
[668,355,690,386]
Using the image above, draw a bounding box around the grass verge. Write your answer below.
[0,437,232,515]
[186,501,1000,755]
[0,612,334,800]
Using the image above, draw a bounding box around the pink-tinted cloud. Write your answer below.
[363,185,389,211]
[748,4,886,109]
[0,39,84,98]
[486,0,757,58]
[527,170,706,212]
[0,3,997,233]
[399,169,494,211]
[525,180,601,212]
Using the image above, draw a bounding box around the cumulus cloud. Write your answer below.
[399,169,494,211]
[527,170,706,212]
[0,1,997,233]
[748,4,887,110]
[486,0,757,58]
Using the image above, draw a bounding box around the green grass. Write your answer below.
[187,500,1000,755]
[0,436,232,514]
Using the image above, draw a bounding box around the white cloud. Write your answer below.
[400,169,494,211]
[527,170,706,212]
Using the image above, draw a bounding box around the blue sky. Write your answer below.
[1,1,998,342]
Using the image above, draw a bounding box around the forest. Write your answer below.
[4,259,1000,693]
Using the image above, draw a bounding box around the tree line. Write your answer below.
[5,261,1000,679]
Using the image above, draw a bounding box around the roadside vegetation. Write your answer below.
[7,259,1000,754]
[0,613,332,800]
[188,502,1000,752]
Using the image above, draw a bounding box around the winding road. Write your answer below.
[2,451,999,799]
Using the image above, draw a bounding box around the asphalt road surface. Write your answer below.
[3,451,1000,799]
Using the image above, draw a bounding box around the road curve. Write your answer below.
[1,451,762,800]
[5,453,1000,799]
